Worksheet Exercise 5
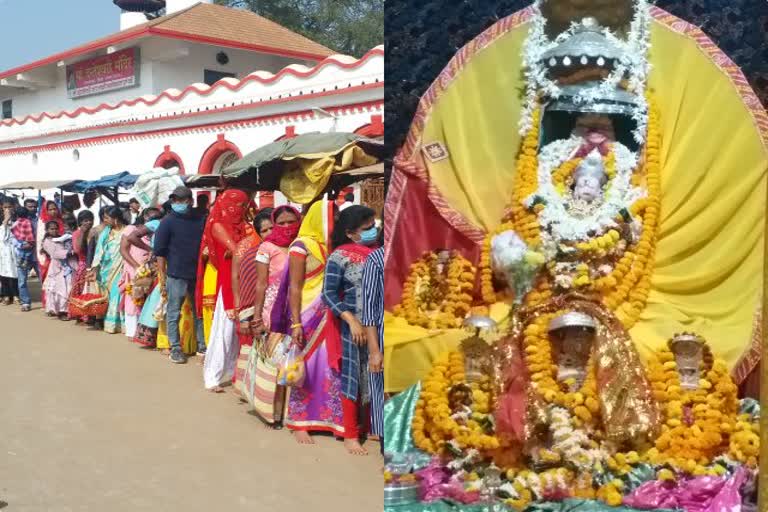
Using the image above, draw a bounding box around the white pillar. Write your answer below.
[166,0,213,14]
[120,12,148,30]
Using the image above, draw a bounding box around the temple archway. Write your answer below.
[154,145,186,174]
[198,134,242,175]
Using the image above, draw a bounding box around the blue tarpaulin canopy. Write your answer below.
[61,171,139,193]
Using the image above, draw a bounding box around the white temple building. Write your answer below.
[0,0,384,207]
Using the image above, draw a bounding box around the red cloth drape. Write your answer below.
[384,175,481,309]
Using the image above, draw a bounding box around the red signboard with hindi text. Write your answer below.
[66,47,141,99]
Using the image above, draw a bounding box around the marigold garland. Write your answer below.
[412,351,502,454]
[551,157,582,196]
[604,93,661,327]
[394,251,476,329]
[646,342,741,472]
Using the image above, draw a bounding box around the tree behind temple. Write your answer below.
[214,0,383,57]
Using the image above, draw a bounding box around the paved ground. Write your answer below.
[0,281,381,512]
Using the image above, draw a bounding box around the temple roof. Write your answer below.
[0,3,334,80]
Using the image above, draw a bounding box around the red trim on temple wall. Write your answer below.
[0,83,383,145]
[198,134,243,175]
[0,47,384,128]
[354,114,384,137]
[257,191,275,209]
[0,99,383,155]
[0,27,153,81]
[154,144,186,175]
[275,125,297,141]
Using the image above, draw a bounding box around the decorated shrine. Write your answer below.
[383,0,766,510]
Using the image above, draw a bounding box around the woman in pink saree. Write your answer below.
[120,208,160,338]
[273,200,345,443]
[41,221,78,319]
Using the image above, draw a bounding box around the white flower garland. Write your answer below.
[524,138,644,253]
[519,0,652,144]
[549,406,609,472]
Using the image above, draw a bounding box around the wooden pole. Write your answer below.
[759,179,768,512]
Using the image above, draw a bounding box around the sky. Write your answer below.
[0,0,119,71]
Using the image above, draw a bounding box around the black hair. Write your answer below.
[253,209,273,237]
[44,220,60,233]
[330,205,375,250]
[2,202,18,223]
[140,207,162,224]
[272,205,299,222]
[15,206,28,219]
[162,200,172,215]
[98,206,109,222]
[105,206,126,226]
[23,198,37,206]
[63,215,78,232]
[344,192,355,202]
[129,198,139,205]
[77,210,95,225]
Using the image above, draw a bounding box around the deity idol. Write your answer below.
[388,0,766,508]
[646,332,759,473]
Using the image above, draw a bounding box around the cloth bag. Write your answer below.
[240,333,289,425]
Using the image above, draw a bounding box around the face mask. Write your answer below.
[266,222,300,247]
[171,203,189,214]
[145,219,161,232]
[358,226,378,246]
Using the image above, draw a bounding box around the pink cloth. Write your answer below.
[120,226,150,317]
[623,467,747,512]
[42,237,77,315]
[255,241,289,326]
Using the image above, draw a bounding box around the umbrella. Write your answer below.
[220,132,384,203]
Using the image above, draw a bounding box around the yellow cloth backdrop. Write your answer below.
[385,15,768,392]
[279,143,378,203]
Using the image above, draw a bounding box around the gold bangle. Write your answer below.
[290,323,302,329]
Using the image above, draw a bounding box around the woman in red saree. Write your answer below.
[232,208,273,388]
[67,210,94,322]
[199,189,252,392]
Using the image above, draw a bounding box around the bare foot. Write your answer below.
[293,431,315,445]
[209,386,225,393]
[344,439,368,456]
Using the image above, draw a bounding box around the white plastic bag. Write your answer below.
[130,167,184,208]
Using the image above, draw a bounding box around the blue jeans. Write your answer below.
[17,265,31,306]
[165,276,206,353]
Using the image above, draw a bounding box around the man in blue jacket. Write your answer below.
[153,186,206,364]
